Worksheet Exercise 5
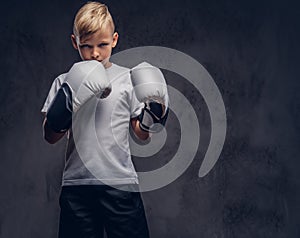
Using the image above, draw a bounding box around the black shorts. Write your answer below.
[58,185,150,238]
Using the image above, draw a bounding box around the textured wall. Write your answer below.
[0,0,299,237]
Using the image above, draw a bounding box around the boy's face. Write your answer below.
[71,28,118,68]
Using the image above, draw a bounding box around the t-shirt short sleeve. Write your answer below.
[41,73,67,114]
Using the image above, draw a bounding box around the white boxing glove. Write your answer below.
[46,60,111,132]
[130,62,169,133]
[65,60,111,112]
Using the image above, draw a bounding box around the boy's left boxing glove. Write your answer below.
[46,60,111,133]
[130,62,169,133]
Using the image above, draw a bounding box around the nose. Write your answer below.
[91,48,100,59]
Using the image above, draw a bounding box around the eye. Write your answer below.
[98,43,109,48]
[79,44,91,49]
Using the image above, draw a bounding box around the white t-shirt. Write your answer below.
[41,63,144,186]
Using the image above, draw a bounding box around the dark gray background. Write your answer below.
[0,0,299,237]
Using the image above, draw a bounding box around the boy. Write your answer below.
[41,1,168,238]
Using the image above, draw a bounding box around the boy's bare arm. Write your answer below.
[131,117,150,141]
[42,117,66,144]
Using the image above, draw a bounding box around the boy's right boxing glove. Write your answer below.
[46,60,111,133]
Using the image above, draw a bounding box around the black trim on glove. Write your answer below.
[46,83,73,133]
[138,102,169,133]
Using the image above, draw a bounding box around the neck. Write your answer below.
[104,61,112,69]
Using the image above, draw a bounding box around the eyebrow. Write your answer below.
[80,40,110,45]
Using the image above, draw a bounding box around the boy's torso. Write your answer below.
[42,63,143,186]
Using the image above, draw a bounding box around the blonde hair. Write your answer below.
[73,1,115,40]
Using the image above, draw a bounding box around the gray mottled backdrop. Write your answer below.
[0,0,299,237]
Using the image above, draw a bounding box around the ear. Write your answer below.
[112,32,119,48]
[71,34,79,50]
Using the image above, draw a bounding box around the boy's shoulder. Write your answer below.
[56,72,68,82]
[48,72,67,90]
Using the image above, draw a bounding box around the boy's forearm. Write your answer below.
[43,118,66,144]
[131,118,150,141]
